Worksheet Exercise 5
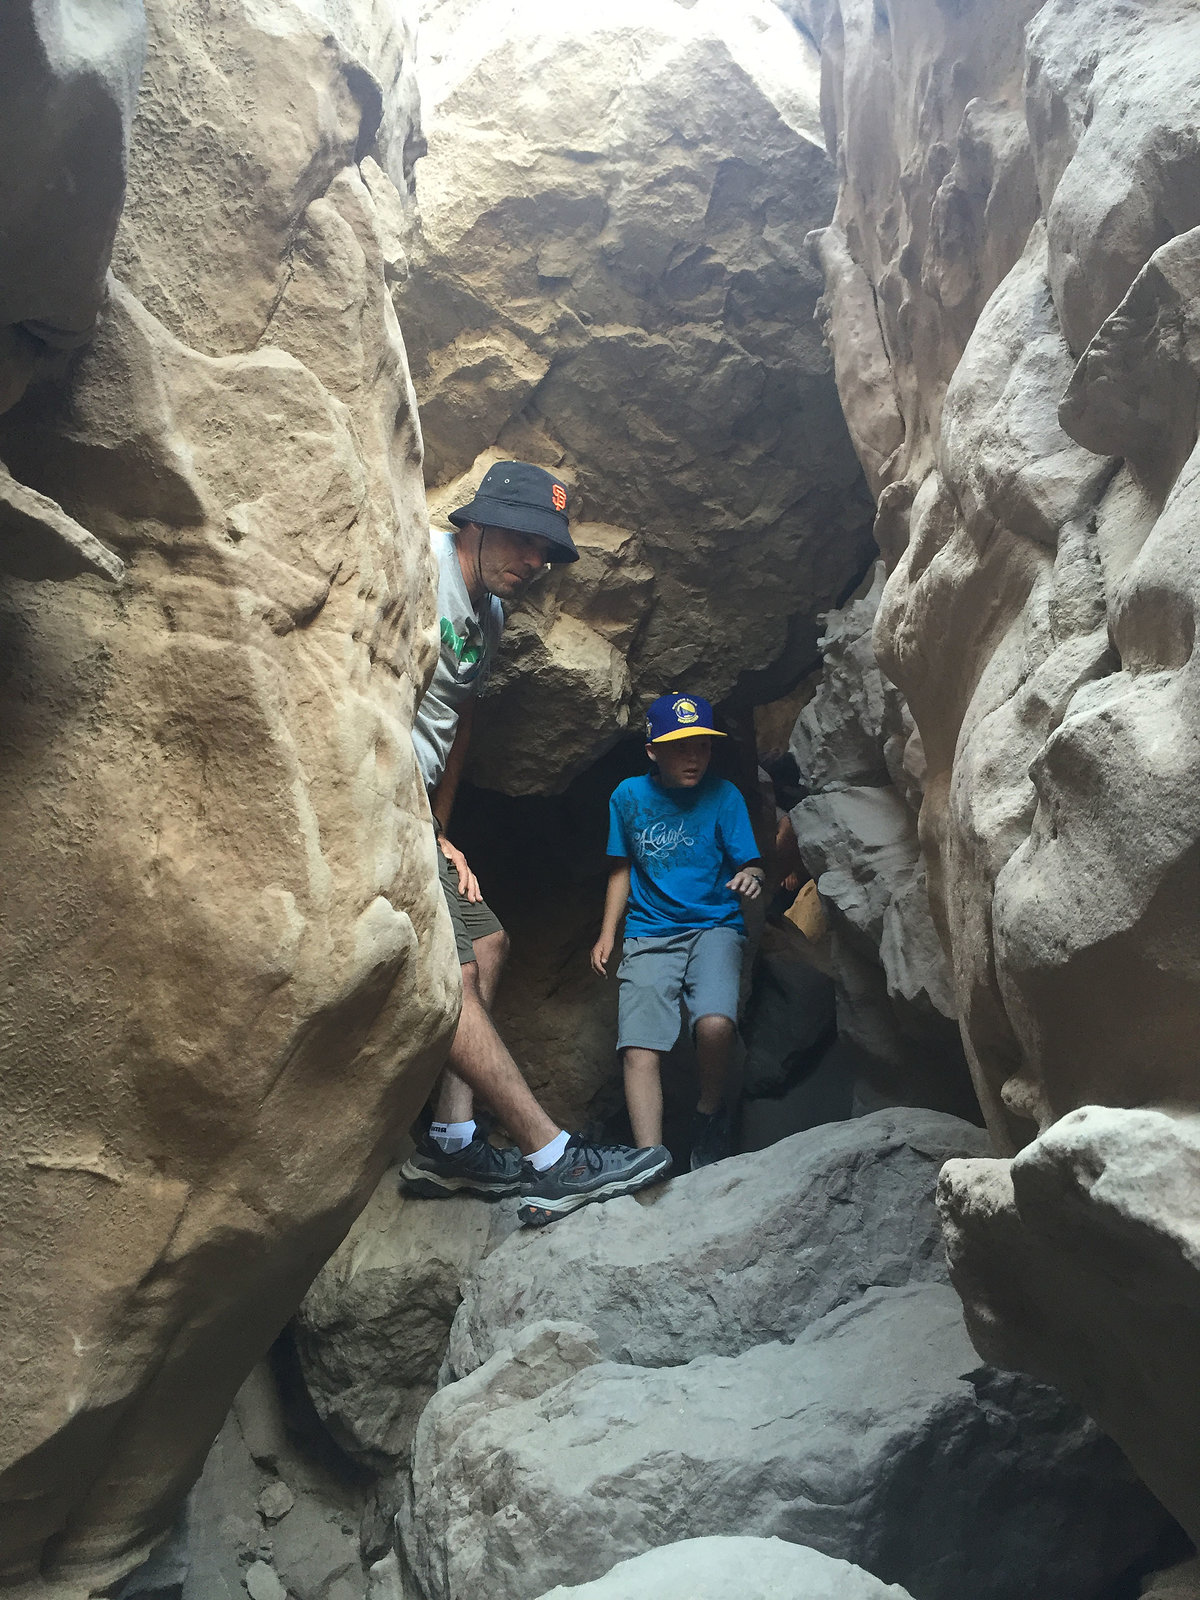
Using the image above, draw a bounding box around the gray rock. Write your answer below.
[256,1482,295,1525]
[530,1537,915,1599]
[245,1564,288,1600]
[408,1290,1166,1600]
[450,1109,992,1377]
[295,1168,519,1468]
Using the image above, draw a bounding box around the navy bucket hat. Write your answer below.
[449,461,579,563]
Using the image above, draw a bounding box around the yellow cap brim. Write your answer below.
[648,727,727,743]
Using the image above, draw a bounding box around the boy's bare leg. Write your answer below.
[694,1013,736,1113]
[432,929,511,1124]
[447,958,561,1155]
[623,1047,664,1147]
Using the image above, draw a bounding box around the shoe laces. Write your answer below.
[567,1135,626,1172]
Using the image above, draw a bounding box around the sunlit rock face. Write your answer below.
[814,0,1200,1541]
[400,0,875,793]
[0,0,457,1587]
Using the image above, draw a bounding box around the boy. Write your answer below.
[590,693,765,1168]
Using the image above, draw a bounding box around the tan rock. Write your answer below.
[399,0,874,793]
[0,0,455,1587]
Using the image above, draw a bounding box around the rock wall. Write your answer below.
[789,562,973,1115]
[812,0,1200,1544]
[398,0,876,794]
[0,0,457,1588]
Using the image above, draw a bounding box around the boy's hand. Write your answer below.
[591,933,614,977]
[727,867,765,900]
[439,835,481,902]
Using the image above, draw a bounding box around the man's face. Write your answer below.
[478,524,554,600]
[649,735,712,788]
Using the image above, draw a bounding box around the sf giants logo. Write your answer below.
[551,483,567,512]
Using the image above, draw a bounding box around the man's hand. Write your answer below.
[591,933,615,977]
[439,835,481,903]
[727,867,765,900]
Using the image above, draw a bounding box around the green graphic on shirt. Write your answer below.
[441,616,482,665]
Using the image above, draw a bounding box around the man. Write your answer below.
[401,460,671,1227]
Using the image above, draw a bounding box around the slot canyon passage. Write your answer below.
[5,0,1200,1595]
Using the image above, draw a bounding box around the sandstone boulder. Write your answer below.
[0,0,456,1587]
[530,1537,916,1600]
[407,1291,1166,1600]
[400,0,874,793]
[449,1109,992,1377]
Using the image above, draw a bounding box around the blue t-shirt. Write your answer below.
[606,773,761,936]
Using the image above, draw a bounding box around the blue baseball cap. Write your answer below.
[644,693,728,744]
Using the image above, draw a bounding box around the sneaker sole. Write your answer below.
[517,1152,673,1227]
[399,1164,521,1200]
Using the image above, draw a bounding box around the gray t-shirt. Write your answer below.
[412,528,504,794]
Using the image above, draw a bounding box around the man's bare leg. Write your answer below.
[623,1047,664,1147]
[447,958,561,1155]
[432,930,510,1125]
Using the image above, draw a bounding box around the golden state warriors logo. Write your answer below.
[551,483,567,512]
[673,697,700,723]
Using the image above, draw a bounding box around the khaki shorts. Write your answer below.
[616,926,746,1053]
[437,841,504,965]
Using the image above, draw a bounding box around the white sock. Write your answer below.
[431,1119,476,1153]
[527,1129,570,1172]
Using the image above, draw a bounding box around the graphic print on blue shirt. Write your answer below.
[607,773,760,937]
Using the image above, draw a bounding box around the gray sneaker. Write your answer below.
[518,1137,672,1227]
[400,1133,523,1199]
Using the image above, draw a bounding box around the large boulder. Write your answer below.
[406,1292,1166,1600]
[940,1106,1200,1549]
[0,0,456,1587]
[399,0,874,794]
[531,1537,916,1600]
[449,1109,992,1376]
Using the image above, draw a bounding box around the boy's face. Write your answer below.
[649,735,712,788]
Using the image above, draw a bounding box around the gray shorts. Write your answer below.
[437,841,504,965]
[616,926,746,1053]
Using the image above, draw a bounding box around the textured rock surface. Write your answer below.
[407,1291,1166,1600]
[449,1109,991,1377]
[400,0,874,793]
[530,1537,916,1600]
[814,0,1200,1545]
[295,1167,518,1470]
[940,1107,1200,1547]
[788,566,971,1112]
[0,0,457,1586]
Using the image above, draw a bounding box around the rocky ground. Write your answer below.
[150,1108,1177,1600]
